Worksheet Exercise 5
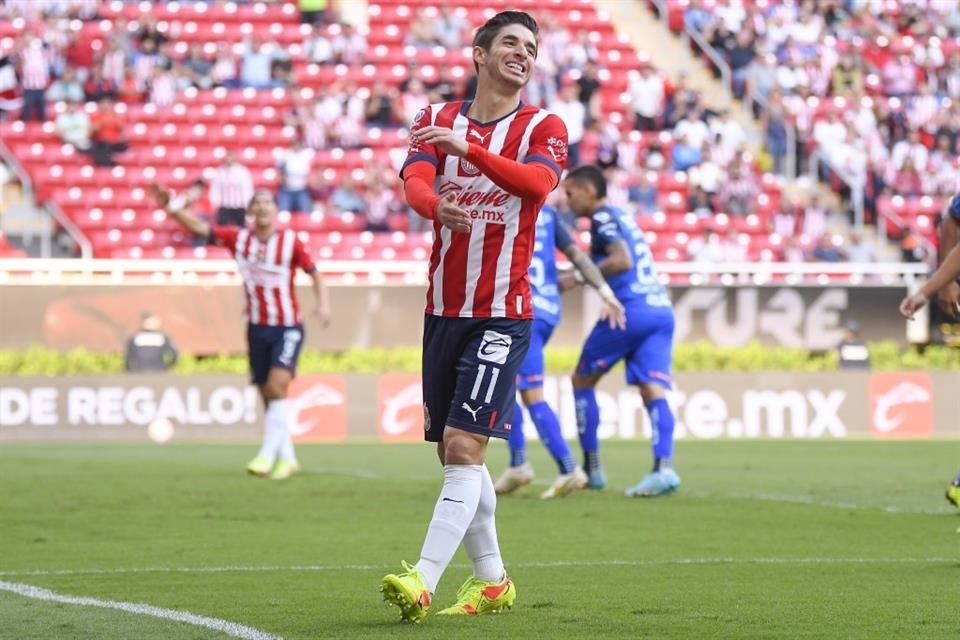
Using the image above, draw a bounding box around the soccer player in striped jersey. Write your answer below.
[380,10,618,622]
[149,183,331,480]
[494,203,625,499]
[563,165,680,498]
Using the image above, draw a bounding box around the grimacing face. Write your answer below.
[563,179,596,218]
[476,23,538,88]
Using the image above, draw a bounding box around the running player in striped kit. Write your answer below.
[380,10,619,621]
[148,183,331,480]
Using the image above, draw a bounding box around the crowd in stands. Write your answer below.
[683,0,960,247]
[0,0,916,262]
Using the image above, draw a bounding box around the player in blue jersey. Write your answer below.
[494,204,625,499]
[562,165,680,497]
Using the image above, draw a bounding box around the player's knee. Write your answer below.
[443,430,486,465]
[639,383,666,404]
[519,387,543,406]
[263,380,289,402]
[571,372,595,390]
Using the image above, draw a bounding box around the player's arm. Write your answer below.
[413,114,568,201]
[595,239,634,277]
[148,182,210,238]
[935,194,960,316]
[555,220,625,329]
[900,243,960,318]
[293,236,331,327]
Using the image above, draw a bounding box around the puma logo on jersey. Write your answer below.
[469,129,491,143]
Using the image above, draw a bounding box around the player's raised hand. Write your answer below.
[148,182,171,208]
[599,296,627,330]
[936,281,960,318]
[414,126,469,158]
[899,291,928,320]
[436,192,471,233]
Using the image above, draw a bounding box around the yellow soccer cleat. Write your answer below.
[246,455,272,478]
[437,573,516,616]
[946,481,960,509]
[494,462,534,495]
[269,459,300,480]
[540,467,588,499]
[380,561,431,623]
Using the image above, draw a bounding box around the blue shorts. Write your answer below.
[247,323,305,385]
[516,318,556,390]
[576,304,674,388]
[422,314,532,442]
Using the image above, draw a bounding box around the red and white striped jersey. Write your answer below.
[19,43,49,90]
[402,101,568,320]
[210,226,317,327]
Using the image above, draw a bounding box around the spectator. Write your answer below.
[304,26,333,64]
[728,29,756,99]
[299,0,329,26]
[684,0,712,32]
[240,38,279,89]
[783,236,807,262]
[576,60,601,122]
[182,44,213,89]
[889,157,924,197]
[674,108,709,150]
[901,227,930,263]
[745,53,778,106]
[330,176,365,214]
[124,312,178,373]
[332,23,366,65]
[771,204,797,237]
[811,234,845,262]
[671,134,702,172]
[83,66,118,102]
[0,53,21,120]
[845,232,876,263]
[433,6,468,49]
[116,66,144,103]
[397,78,430,129]
[210,46,238,88]
[763,99,789,175]
[308,172,335,205]
[363,182,402,232]
[210,152,254,227]
[55,100,91,151]
[831,52,864,95]
[276,138,314,213]
[801,194,829,240]
[549,81,585,168]
[46,66,83,103]
[19,35,51,121]
[882,54,917,98]
[89,96,127,166]
[692,146,724,194]
[891,128,928,171]
[629,171,659,215]
[365,80,399,127]
[628,65,663,131]
[717,162,759,216]
[406,9,436,48]
[135,15,168,51]
[687,184,714,217]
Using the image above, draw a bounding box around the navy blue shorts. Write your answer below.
[247,323,305,385]
[422,315,532,442]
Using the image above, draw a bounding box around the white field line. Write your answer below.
[310,466,954,514]
[0,580,282,640]
[0,556,951,579]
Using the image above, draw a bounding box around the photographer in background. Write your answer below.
[124,312,178,373]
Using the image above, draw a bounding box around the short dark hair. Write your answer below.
[564,165,607,199]
[472,11,539,73]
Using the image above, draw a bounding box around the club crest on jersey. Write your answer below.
[459,158,480,176]
[413,109,426,124]
[547,136,568,162]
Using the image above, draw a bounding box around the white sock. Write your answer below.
[415,465,483,593]
[278,404,296,462]
[257,399,289,462]
[462,465,505,583]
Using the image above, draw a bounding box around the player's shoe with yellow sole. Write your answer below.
[380,561,431,623]
[494,462,534,495]
[946,481,960,509]
[540,467,588,499]
[437,573,516,616]
[246,455,272,477]
[269,459,300,480]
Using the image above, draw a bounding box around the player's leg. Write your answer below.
[258,326,305,480]
[624,312,680,497]
[572,319,633,489]
[493,401,534,494]
[525,386,587,498]
[246,324,277,477]
[437,320,529,615]
[382,315,463,622]
[494,319,551,494]
[947,471,960,508]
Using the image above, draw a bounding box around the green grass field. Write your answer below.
[1,440,958,639]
